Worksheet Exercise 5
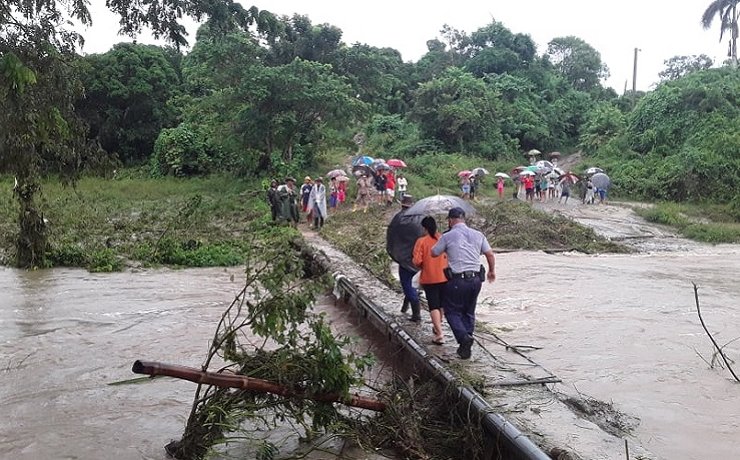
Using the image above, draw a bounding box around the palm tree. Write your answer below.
[702,0,740,66]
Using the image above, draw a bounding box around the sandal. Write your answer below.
[431,338,445,345]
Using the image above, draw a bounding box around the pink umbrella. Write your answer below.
[386,159,407,168]
[457,170,472,177]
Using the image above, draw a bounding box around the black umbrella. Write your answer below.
[404,194,476,217]
[386,211,424,272]
[352,164,374,177]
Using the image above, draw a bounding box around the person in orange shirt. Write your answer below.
[413,216,449,345]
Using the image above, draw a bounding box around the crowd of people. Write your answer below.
[266,157,609,360]
[510,173,607,205]
[267,168,411,227]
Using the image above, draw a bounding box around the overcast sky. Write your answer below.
[83,0,729,92]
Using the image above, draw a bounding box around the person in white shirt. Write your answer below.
[397,173,408,200]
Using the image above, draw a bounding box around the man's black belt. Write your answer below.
[451,271,479,279]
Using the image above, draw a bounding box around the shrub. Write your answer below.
[151,123,218,177]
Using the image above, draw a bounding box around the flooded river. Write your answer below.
[1,207,739,460]
[0,267,390,460]
[478,241,740,459]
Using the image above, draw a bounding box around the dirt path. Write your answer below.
[531,198,710,253]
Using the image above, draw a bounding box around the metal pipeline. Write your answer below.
[332,273,550,460]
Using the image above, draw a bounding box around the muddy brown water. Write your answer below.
[1,201,738,460]
[477,200,740,460]
[0,267,393,460]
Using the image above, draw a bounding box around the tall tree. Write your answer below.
[464,21,536,76]
[0,0,268,268]
[546,36,609,92]
[659,54,714,81]
[78,43,182,164]
[409,68,508,155]
[701,0,739,65]
[236,58,366,170]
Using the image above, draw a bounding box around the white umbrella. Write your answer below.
[586,167,604,176]
[535,160,554,173]
[404,194,476,217]
[472,167,490,176]
[519,170,536,176]
[494,172,510,179]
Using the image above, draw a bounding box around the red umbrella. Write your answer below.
[558,172,580,184]
[457,170,472,177]
[386,159,407,168]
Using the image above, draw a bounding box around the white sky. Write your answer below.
[82,0,729,92]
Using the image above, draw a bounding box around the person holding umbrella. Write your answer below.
[386,195,424,322]
[431,207,496,360]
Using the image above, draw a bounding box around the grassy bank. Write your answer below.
[0,174,281,271]
[319,197,630,288]
[634,202,740,244]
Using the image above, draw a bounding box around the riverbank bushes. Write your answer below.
[0,175,275,271]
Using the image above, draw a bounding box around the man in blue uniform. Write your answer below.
[432,207,496,359]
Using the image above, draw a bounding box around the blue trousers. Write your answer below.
[398,266,419,303]
[444,276,482,344]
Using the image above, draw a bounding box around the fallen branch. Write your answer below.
[132,360,386,412]
[486,377,562,387]
[693,283,739,383]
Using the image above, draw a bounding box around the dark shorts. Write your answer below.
[423,283,446,310]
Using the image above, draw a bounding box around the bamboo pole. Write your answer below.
[132,360,386,412]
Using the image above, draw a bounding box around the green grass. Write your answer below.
[475,201,631,253]
[635,202,740,244]
[0,173,282,270]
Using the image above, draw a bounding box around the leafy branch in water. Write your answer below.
[166,224,374,460]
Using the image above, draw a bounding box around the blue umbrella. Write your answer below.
[352,155,374,166]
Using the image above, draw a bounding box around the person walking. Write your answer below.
[584,178,595,204]
[374,171,387,205]
[431,207,496,360]
[386,195,423,322]
[397,173,408,200]
[267,179,280,221]
[559,178,572,204]
[328,177,338,212]
[460,175,471,200]
[413,216,448,345]
[300,176,313,223]
[276,177,299,224]
[352,173,371,213]
[385,169,396,206]
[307,177,327,229]
[497,177,505,200]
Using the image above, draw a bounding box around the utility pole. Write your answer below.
[632,47,641,93]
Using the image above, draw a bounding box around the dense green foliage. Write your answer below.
[77,43,182,165]
[583,68,740,203]
[2,1,740,268]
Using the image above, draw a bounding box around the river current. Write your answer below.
[1,236,739,459]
